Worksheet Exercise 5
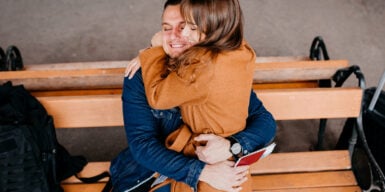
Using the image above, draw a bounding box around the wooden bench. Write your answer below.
[250,88,362,191]
[34,86,363,191]
[1,58,363,191]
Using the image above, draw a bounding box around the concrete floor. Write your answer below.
[1,0,384,161]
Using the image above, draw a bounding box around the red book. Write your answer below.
[234,142,276,167]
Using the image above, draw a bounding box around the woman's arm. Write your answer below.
[233,90,276,153]
[139,47,210,109]
[194,90,276,164]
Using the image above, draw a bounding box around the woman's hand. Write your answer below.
[195,134,233,164]
[199,160,249,192]
[125,56,141,79]
[125,31,162,79]
[151,31,163,47]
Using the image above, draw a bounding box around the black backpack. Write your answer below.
[336,86,385,191]
[0,81,87,192]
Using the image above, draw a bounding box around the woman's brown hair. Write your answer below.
[164,0,244,79]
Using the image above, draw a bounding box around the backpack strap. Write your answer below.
[6,45,24,71]
[0,47,6,71]
[75,171,110,184]
[75,172,112,192]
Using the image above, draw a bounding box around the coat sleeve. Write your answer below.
[140,47,210,109]
[231,90,277,153]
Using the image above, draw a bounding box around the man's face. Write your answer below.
[162,5,195,58]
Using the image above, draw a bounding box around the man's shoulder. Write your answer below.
[123,69,145,96]
[125,69,143,84]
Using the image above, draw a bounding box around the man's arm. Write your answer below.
[232,90,276,154]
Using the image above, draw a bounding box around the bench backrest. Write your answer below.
[0,57,361,130]
[1,58,348,91]
[10,58,354,128]
[36,87,362,129]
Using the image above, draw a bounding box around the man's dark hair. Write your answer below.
[164,0,181,9]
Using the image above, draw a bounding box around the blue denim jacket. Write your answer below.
[110,69,276,191]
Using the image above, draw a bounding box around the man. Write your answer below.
[110,1,276,191]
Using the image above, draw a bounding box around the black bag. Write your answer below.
[362,87,385,172]
[0,45,23,71]
[336,71,385,191]
[0,81,87,192]
[0,47,6,71]
[360,72,385,191]
[5,46,24,71]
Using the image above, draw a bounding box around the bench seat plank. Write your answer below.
[61,183,107,192]
[61,151,351,184]
[253,81,319,89]
[62,173,360,192]
[250,150,351,174]
[251,171,357,191]
[62,162,110,184]
[253,186,361,192]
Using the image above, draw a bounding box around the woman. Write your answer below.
[139,0,256,191]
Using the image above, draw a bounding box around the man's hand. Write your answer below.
[199,160,249,192]
[195,134,233,164]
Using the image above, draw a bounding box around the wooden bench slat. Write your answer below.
[62,151,352,184]
[61,182,107,192]
[252,81,319,89]
[24,56,308,71]
[62,162,110,184]
[256,88,362,120]
[37,88,362,128]
[253,186,361,192]
[25,61,127,70]
[0,59,348,91]
[0,68,125,79]
[0,68,125,91]
[63,174,361,192]
[30,80,328,97]
[250,150,351,174]
[38,95,123,128]
[62,183,362,192]
[31,88,122,97]
[251,171,357,191]
[61,152,358,191]
[253,60,349,83]
[255,56,309,63]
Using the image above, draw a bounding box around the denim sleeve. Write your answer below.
[232,90,276,154]
[122,69,205,189]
